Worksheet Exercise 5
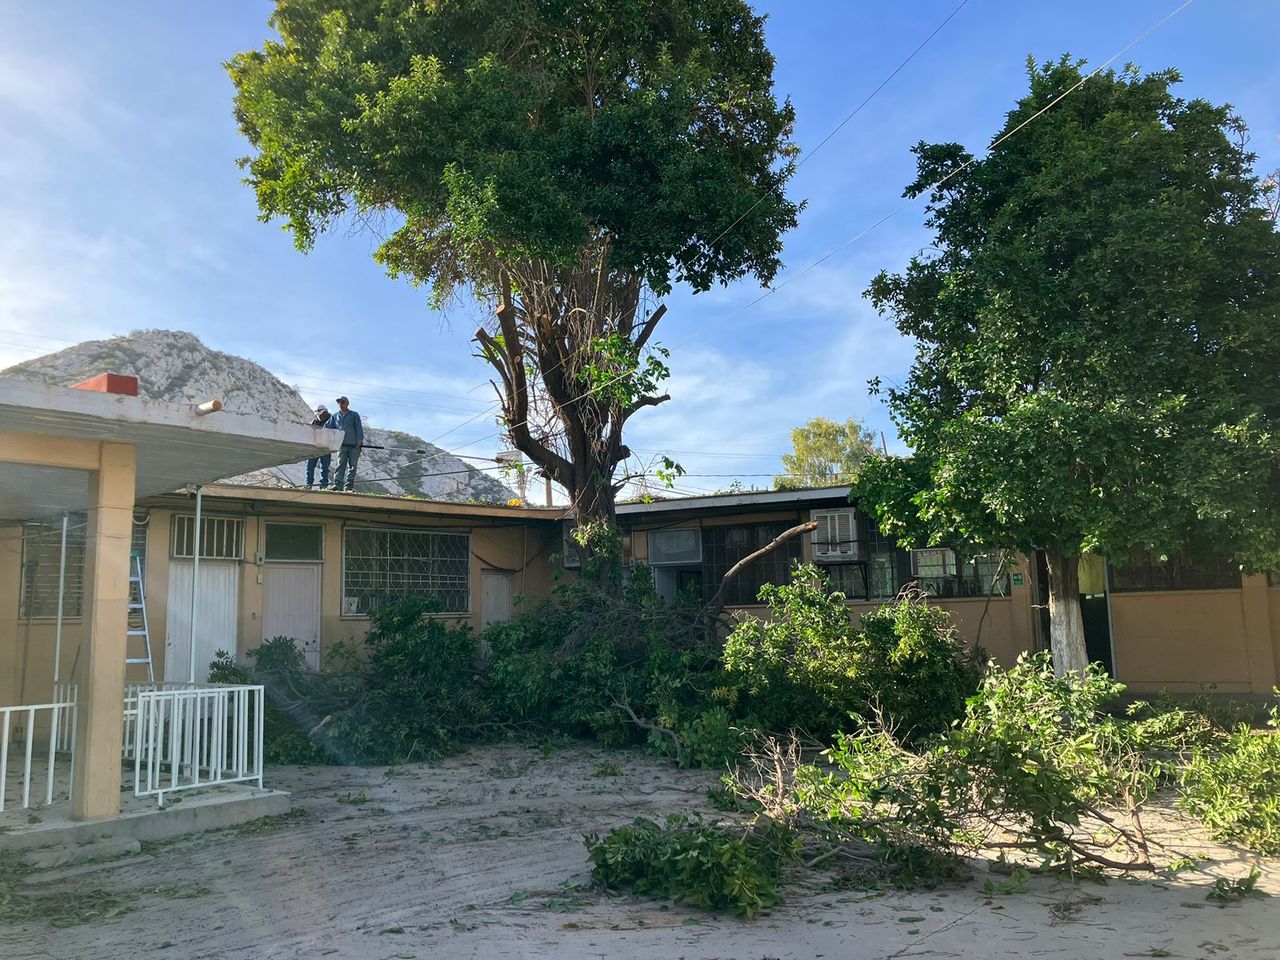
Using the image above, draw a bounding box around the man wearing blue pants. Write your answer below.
[305,404,332,488]
[329,395,364,491]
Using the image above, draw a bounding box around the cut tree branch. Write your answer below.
[703,520,818,621]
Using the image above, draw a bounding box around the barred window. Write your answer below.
[20,518,86,619]
[862,515,911,600]
[1110,549,1241,593]
[916,551,1010,598]
[701,522,803,607]
[171,515,244,560]
[343,526,470,615]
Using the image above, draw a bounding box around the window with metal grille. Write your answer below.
[861,514,912,600]
[911,549,1010,598]
[343,526,470,615]
[700,522,803,607]
[20,517,86,619]
[171,515,244,560]
[1109,549,1241,593]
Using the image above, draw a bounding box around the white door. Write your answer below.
[262,564,322,669]
[481,570,513,628]
[165,561,239,683]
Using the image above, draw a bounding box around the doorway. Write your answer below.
[263,563,322,669]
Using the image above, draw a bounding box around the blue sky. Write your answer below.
[1,0,1276,497]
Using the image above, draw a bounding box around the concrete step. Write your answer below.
[22,835,141,871]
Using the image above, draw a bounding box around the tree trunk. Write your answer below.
[1043,547,1089,675]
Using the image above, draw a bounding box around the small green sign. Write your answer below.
[1011,572,1024,587]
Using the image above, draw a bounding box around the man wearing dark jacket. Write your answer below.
[329,395,364,492]
[305,404,332,489]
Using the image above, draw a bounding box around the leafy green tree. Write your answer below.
[774,416,876,490]
[857,57,1280,673]
[228,0,799,548]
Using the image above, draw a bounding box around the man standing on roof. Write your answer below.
[329,395,364,492]
[305,404,333,489]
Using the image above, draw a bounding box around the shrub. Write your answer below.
[1180,699,1280,854]
[776,653,1160,874]
[585,815,795,916]
[212,598,487,765]
[210,638,343,765]
[330,596,490,763]
[722,569,979,742]
[483,568,724,753]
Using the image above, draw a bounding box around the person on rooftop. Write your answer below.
[305,404,332,489]
[329,395,364,492]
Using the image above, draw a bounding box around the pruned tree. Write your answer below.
[228,0,800,559]
[774,416,877,490]
[857,57,1280,674]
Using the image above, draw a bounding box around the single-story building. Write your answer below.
[6,404,1279,828]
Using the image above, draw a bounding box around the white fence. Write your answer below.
[132,685,264,804]
[0,698,77,812]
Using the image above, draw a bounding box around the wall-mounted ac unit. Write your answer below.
[811,509,860,562]
[561,521,582,569]
[910,547,957,577]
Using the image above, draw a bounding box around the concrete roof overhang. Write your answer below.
[0,378,342,523]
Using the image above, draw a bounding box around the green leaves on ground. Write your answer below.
[585,815,796,916]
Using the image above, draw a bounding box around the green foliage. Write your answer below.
[787,653,1160,873]
[229,0,798,298]
[585,815,795,916]
[483,568,723,755]
[1206,866,1268,903]
[722,568,979,742]
[774,416,877,490]
[857,57,1280,670]
[333,596,489,763]
[213,598,485,765]
[1180,700,1280,854]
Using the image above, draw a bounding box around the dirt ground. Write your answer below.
[5,743,1278,960]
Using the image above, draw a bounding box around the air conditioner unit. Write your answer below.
[811,509,860,562]
[561,521,582,569]
[910,547,957,577]
[649,528,702,566]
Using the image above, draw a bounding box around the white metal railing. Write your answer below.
[122,682,201,762]
[133,685,264,804]
[1,698,77,813]
[52,681,78,752]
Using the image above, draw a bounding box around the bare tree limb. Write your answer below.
[703,520,818,622]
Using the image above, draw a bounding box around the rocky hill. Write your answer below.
[1,329,515,503]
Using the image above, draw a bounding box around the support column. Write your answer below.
[71,442,136,821]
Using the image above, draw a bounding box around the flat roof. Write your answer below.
[143,483,568,523]
[616,485,853,518]
[0,378,341,522]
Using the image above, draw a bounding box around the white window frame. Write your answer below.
[341,525,471,617]
[811,508,860,562]
[171,515,245,561]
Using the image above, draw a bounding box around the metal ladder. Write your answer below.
[126,554,155,682]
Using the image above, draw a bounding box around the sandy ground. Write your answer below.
[5,743,1279,960]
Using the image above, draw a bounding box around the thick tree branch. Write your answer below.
[703,520,818,620]
[633,304,667,351]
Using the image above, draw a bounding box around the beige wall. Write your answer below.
[6,494,1280,704]
[138,503,560,676]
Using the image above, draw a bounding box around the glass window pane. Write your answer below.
[265,524,324,561]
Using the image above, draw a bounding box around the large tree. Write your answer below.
[857,57,1280,674]
[228,0,799,551]
[774,416,876,490]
